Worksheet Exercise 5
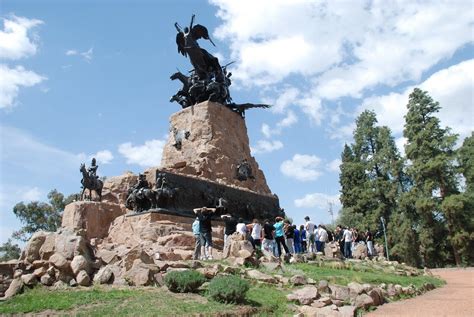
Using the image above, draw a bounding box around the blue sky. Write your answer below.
[1,0,473,245]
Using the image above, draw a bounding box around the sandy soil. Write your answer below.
[366,268,474,317]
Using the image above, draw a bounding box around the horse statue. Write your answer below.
[80,163,103,201]
[125,187,157,212]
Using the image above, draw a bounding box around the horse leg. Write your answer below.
[81,187,86,201]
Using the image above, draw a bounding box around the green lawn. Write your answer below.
[291,263,444,288]
[0,284,291,316]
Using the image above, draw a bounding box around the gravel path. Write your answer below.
[366,268,474,317]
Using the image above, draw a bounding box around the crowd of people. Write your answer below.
[191,207,376,261]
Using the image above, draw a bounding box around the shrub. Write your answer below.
[208,275,250,303]
[164,270,206,293]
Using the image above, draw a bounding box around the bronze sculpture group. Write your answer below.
[125,173,177,213]
[170,15,270,117]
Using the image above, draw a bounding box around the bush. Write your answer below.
[208,275,250,303]
[164,270,206,293]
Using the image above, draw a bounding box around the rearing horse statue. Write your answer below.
[80,163,103,201]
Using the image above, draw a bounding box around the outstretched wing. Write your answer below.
[176,32,186,56]
[191,24,216,46]
[231,103,271,111]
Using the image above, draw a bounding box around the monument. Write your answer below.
[0,15,284,297]
[125,14,283,222]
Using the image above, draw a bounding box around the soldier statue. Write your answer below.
[88,158,99,180]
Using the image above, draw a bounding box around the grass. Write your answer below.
[0,260,445,316]
[291,263,444,288]
[0,283,291,316]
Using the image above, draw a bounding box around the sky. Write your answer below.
[1,0,473,245]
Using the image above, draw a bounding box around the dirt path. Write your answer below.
[366,268,474,317]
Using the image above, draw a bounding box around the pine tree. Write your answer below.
[403,88,460,267]
[339,111,403,235]
[442,132,474,265]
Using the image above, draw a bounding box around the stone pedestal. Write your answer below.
[62,202,125,240]
[160,101,271,195]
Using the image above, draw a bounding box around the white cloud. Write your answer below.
[21,186,43,201]
[65,47,94,62]
[261,110,298,138]
[0,64,46,109]
[118,139,165,167]
[212,0,473,100]
[251,139,283,154]
[327,159,342,173]
[294,192,341,212]
[0,15,43,60]
[89,150,114,164]
[0,126,84,178]
[280,154,323,181]
[360,59,474,140]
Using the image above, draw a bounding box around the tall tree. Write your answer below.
[403,88,460,266]
[442,132,474,265]
[12,189,76,241]
[339,110,403,234]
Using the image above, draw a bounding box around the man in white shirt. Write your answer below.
[304,216,316,253]
[318,225,328,254]
[343,227,353,259]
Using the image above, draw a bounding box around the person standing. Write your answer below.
[193,207,216,260]
[343,226,353,259]
[249,219,263,250]
[262,219,275,257]
[318,225,328,254]
[300,225,307,253]
[221,214,238,249]
[274,216,290,258]
[236,218,247,236]
[366,228,374,257]
[293,225,301,253]
[192,217,201,260]
[284,220,295,254]
[304,216,316,253]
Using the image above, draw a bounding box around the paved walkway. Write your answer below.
[366,268,474,317]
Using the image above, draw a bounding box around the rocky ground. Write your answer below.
[366,267,474,317]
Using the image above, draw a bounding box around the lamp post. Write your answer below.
[380,216,390,261]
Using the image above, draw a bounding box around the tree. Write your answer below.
[12,189,76,241]
[445,132,474,265]
[0,239,21,261]
[403,88,461,267]
[339,110,403,233]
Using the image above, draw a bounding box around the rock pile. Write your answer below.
[0,200,225,299]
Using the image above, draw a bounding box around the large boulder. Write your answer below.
[70,255,90,275]
[123,260,159,286]
[62,201,125,240]
[329,285,351,301]
[324,242,342,259]
[286,286,319,305]
[2,278,23,299]
[76,270,90,286]
[39,232,57,260]
[22,231,48,263]
[54,230,92,260]
[49,253,69,270]
[353,243,368,260]
[246,270,277,283]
